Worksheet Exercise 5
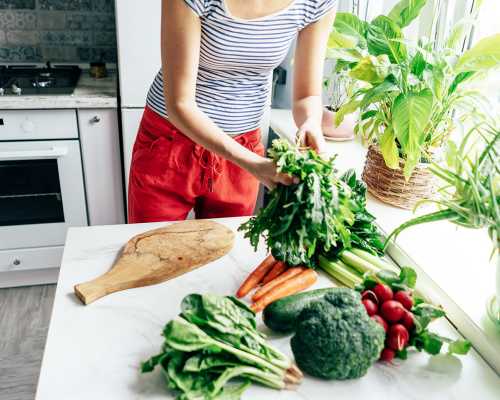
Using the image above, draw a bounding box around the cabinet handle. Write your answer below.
[90,116,101,124]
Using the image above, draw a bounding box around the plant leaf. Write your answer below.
[328,30,358,49]
[448,339,472,355]
[454,34,500,73]
[392,89,434,179]
[334,13,369,47]
[350,54,391,83]
[334,99,361,127]
[379,127,400,169]
[388,0,428,28]
[367,15,407,63]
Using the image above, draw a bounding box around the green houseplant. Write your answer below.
[327,0,500,208]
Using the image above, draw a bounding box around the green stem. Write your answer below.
[339,250,380,275]
[350,248,398,272]
[383,209,458,250]
[319,255,362,288]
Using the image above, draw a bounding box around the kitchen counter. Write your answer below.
[269,108,500,373]
[0,71,117,109]
[36,218,500,400]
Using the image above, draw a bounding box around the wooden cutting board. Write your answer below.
[74,220,235,305]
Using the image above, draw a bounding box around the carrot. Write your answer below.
[236,254,276,298]
[261,261,287,284]
[251,269,318,313]
[252,267,305,302]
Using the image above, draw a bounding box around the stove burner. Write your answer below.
[0,63,81,95]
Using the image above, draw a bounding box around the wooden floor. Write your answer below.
[0,285,56,400]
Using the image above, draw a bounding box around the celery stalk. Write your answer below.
[350,248,398,272]
[339,250,380,275]
[318,255,363,288]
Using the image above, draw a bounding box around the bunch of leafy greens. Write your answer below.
[359,267,471,358]
[385,120,499,256]
[239,139,384,268]
[142,293,301,399]
[327,0,500,178]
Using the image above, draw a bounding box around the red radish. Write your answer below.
[361,290,379,304]
[379,348,395,362]
[394,291,413,310]
[371,314,388,332]
[362,299,378,316]
[401,311,415,331]
[373,284,393,303]
[387,324,409,351]
[380,300,405,322]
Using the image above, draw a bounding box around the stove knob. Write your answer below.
[12,84,22,96]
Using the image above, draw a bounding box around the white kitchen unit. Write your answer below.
[78,109,125,226]
[120,108,144,192]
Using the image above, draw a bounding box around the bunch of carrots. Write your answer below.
[236,254,318,312]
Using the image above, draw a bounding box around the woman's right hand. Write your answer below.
[247,156,299,190]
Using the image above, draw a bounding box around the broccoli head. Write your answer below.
[290,288,385,380]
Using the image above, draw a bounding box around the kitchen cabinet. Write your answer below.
[78,109,125,226]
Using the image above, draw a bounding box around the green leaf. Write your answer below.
[388,0,428,28]
[448,71,475,94]
[334,99,361,127]
[328,30,358,49]
[448,339,472,355]
[446,18,476,51]
[398,266,417,288]
[379,127,400,169]
[410,51,426,79]
[326,47,363,63]
[417,331,444,355]
[350,54,391,83]
[455,34,500,73]
[359,79,399,108]
[367,15,407,63]
[334,13,369,47]
[412,303,446,332]
[392,89,433,179]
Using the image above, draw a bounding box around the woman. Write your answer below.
[128,0,336,222]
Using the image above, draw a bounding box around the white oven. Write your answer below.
[0,109,87,279]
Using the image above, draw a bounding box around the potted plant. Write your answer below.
[384,121,499,325]
[321,70,358,141]
[327,0,500,208]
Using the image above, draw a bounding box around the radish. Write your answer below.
[401,311,415,331]
[371,314,388,332]
[380,300,405,322]
[379,348,395,362]
[394,291,413,310]
[362,299,378,316]
[373,284,393,303]
[361,290,379,305]
[387,324,409,351]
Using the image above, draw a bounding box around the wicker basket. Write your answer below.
[362,145,437,210]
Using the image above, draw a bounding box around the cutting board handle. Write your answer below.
[74,273,124,305]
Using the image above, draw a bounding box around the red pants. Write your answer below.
[128,107,264,223]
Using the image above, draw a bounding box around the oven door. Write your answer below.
[0,140,87,250]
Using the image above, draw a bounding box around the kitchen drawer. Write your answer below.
[0,246,63,273]
[0,109,78,141]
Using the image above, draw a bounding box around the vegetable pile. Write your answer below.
[239,139,384,268]
[142,293,302,399]
[291,288,385,380]
[319,254,471,361]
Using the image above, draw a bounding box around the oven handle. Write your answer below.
[0,147,68,161]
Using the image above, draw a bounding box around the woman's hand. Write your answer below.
[247,157,299,190]
[296,117,326,154]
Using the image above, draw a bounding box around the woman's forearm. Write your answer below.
[166,100,262,170]
[292,95,323,128]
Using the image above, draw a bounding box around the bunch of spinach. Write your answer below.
[142,293,301,399]
[239,139,384,267]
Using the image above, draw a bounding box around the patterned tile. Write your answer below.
[92,0,114,13]
[40,45,77,61]
[77,46,116,62]
[93,30,115,46]
[37,11,66,29]
[38,0,91,11]
[6,30,39,45]
[0,11,37,30]
[0,45,42,61]
[0,31,6,44]
[66,13,92,30]
[92,13,115,31]
[0,0,35,9]
[40,30,92,45]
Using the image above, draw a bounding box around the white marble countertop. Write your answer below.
[0,70,117,110]
[269,108,500,373]
[36,218,500,399]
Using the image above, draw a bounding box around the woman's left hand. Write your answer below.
[296,118,326,154]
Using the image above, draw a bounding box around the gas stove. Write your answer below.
[0,63,81,96]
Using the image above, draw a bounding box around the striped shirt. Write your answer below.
[146,0,337,134]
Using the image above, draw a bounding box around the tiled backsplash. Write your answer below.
[0,0,117,63]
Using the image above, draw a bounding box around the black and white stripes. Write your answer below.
[146,0,336,134]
